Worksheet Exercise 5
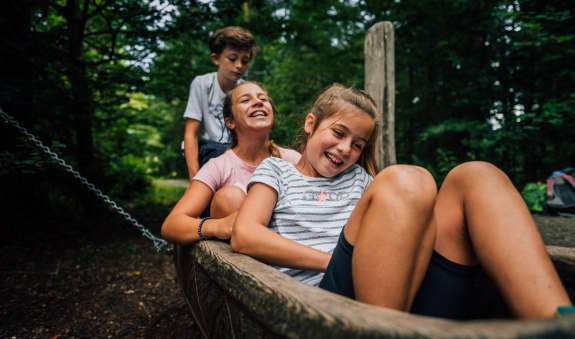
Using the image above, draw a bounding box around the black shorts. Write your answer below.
[319,232,479,320]
[198,141,230,167]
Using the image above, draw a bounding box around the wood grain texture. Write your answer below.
[174,240,575,338]
[365,21,396,169]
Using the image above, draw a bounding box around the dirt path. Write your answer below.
[0,213,200,338]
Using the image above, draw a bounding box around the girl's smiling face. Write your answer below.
[225,83,274,134]
[297,108,374,178]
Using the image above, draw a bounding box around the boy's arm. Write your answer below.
[184,119,201,180]
[231,183,331,272]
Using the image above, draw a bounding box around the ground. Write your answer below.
[0,221,199,338]
[0,180,200,339]
[0,210,574,338]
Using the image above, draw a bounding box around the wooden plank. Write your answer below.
[365,21,396,170]
[175,241,575,338]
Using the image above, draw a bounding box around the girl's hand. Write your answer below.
[204,212,237,240]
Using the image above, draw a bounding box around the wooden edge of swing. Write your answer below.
[173,240,575,338]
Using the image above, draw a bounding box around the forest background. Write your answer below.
[1,0,574,223]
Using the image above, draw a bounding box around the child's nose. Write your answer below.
[337,140,351,155]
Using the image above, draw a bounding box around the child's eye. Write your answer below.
[332,129,344,138]
[241,58,250,64]
[354,143,365,151]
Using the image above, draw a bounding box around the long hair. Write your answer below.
[222,81,281,158]
[293,83,380,176]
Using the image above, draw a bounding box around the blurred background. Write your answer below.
[1,0,574,233]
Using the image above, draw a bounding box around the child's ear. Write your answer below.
[304,113,315,134]
[225,118,235,130]
[210,52,220,66]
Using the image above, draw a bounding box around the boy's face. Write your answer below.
[211,46,251,85]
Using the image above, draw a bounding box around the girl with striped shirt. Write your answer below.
[232,84,572,319]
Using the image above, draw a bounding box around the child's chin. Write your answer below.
[320,168,345,178]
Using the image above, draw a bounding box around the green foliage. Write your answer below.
[0,137,61,176]
[104,154,152,203]
[256,0,367,146]
[2,0,574,204]
[494,0,575,184]
[149,181,187,207]
[521,182,547,213]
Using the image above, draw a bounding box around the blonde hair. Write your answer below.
[293,84,380,176]
[222,81,281,158]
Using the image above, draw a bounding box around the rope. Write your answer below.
[0,107,172,254]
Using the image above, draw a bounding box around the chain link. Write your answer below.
[1,107,172,254]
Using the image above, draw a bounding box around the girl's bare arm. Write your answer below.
[231,183,331,271]
[161,180,235,244]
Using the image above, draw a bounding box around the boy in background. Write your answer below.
[183,26,258,180]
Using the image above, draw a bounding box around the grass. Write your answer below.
[149,179,187,205]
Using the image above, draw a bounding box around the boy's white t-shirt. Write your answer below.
[183,72,243,144]
[248,157,373,286]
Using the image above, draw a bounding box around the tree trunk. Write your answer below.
[64,0,96,178]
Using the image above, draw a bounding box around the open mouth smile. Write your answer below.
[249,110,268,118]
[325,152,344,166]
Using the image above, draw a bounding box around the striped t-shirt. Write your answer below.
[248,157,373,286]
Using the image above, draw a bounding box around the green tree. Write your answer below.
[254,0,369,145]
[1,0,172,212]
[2,0,168,176]
[489,0,575,183]
[4,0,573,196]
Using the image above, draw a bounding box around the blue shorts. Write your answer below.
[319,232,479,320]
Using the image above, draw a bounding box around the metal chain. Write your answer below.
[0,107,172,253]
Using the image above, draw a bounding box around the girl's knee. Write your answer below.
[213,185,245,201]
[447,161,509,186]
[359,165,437,238]
[211,186,246,218]
[451,161,500,175]
[371,165,437,205]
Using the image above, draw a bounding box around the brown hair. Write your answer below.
[209,26,258,59]
[293,84,380,176]
[223,81,281,158]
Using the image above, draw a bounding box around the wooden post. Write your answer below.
[365,21,396,170]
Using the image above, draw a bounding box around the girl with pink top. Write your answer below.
[162,82,300,245]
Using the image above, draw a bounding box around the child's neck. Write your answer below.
[233,136,272,166]
[294,158,322,178]
[217,73,236,93]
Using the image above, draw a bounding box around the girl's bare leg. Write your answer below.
[434,161,571,318]
[210,186,246,218]
[346,165,438,311]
